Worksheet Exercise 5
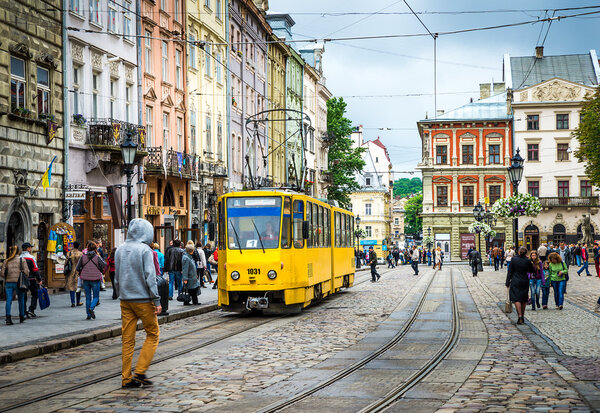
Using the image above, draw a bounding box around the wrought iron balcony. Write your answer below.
[87,118,145,150]
[539,196,599,208]
[145,146,196,178]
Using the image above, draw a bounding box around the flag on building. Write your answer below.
[41,156,57,191]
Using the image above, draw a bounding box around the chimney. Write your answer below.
[535,46,544,59]
[493,82,505,95]
[479,83,491,99]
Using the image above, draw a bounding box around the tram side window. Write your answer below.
[293,200,304,248]
[307,202,313,248]
[345,214,350,247]
[218,201,225,250]
[318,205,324,247]
[335,212,341,247]
[341,214,346,247]
[325,209,330,247]
[281,196,291,249]
[350,216,354,248]
[313,202,318,248]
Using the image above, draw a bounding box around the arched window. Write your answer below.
[163,183,175,206]
[577,223,595,239]
[553,224,566,245]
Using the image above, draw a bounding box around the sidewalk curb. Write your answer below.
[0,303,219,366]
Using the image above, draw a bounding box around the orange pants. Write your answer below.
[120,301,160,385]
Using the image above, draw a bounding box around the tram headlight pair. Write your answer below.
[231,271,240,280]
[267,270,277,280]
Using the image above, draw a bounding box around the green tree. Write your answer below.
[393,177,422,198]
[404,194,423,235]
[326,97,365,208]
[575,87,600,186]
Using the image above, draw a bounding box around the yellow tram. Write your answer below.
[215,189,356,313]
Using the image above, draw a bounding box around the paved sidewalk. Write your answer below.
[0,284,219,363]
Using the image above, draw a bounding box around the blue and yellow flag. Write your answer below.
[41,156,57,191]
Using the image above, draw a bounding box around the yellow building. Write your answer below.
[267,33,288,187]
[187,0,228,239]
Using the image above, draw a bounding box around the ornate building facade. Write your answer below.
[0,0,64,278]
[417,91,513,261]
[506,48,600,248]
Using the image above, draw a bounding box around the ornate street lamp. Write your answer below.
[508,148,525,249]
[472,203,485,271]
[120,132,137,225]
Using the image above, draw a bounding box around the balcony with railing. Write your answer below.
[539,196,599,208]
[145,147,196,178]
[87,118,145,150]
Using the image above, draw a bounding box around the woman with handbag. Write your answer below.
[528,251,543,311]
[75,241,106,320]
[1,245,28,324]
[66,242,83,307]
[547,252,567,310]
[505,247,534,325]
[182,243,200,305]
[209,248,218,290]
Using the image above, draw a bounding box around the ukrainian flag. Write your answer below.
[41,156,57,191]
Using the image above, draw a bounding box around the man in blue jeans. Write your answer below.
[164,240,183,299]
[577,243,592,276]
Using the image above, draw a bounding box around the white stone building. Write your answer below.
[506,48,600,248]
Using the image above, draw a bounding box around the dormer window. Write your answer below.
[365,177,371,186]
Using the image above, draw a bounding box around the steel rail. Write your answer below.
[0,270,375,412]
[255,269,440,413]
[360,267,461,412]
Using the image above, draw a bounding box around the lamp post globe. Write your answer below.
[507,148,525,249]
[120,132,137,225]
[136,179,147,197]
[473,202,484,221]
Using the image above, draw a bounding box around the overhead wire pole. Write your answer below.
[402,0,438,118]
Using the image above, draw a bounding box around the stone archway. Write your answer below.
[4,198,33,255]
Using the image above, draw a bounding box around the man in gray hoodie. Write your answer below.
[114,218,162,388]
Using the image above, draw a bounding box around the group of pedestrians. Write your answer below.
[356,245,444,271]
[1,242,43,325]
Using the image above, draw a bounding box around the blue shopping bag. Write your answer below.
[38,287,50,310]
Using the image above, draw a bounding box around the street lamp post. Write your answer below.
[120,132,137,226]
[507,148,525,250]
[472,202,485,271]
[136,178,147,219]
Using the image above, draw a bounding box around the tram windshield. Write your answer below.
[226,197,282,250]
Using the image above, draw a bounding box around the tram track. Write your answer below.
[0,270,377,413]
[256,267,460,413]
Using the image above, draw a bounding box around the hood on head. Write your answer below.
[86,251,96,259]
[126,219,154,246]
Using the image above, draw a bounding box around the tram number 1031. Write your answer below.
[247,268,261,275]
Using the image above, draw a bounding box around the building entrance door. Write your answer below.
[6,211,24,254]
[524,225,539,251]
[154,225,174,251]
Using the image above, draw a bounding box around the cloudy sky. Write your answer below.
[269,1,600,178]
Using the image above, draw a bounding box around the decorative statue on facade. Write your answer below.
[582,214,594,246]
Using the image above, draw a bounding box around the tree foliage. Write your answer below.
[393,177,422,198]
[574,87,600,186]
[404,194,423,235]
[326,97,365,208]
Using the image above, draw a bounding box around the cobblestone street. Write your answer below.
[3,264,600,412]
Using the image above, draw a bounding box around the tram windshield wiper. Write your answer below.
[228,219,243,254]
[251,219,266,253]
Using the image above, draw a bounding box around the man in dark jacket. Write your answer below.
[164,240,183,299]
[20,242,41,318]
[368,246,380,282]
[468,248,482,277]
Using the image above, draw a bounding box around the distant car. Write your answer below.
[377,257,385,265]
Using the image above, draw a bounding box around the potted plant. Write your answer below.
[73,113,87,126]
[490,193,542,218]
[11,106,33,118]
[468,221,492,236]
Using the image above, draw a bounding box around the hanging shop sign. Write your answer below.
[65,191,86,200]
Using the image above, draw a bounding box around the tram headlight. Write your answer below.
[267,270,277,280]
[231,271,240,280]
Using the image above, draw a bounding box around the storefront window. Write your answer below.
[103,194,111,216]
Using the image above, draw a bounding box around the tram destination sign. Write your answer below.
[65,191,86,201]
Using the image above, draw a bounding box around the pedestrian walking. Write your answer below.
[106,248,117,299]
[434,247,443,270]
[538,243,548,263]
[427,249,432,266]
[577,243,592,276]
[2,245,27,324]
[152,243,165,275]
[210,248,219,289]
[76,241,106,320]
[182,243,201,305]
[114,219,161,388]
[411,247,419,275]
[164,240,184,300]
[541,261,551,310]
[203,243,215,283]
[492,246,500,271]
[20,242,41,318]
[594,242,600,278]
[547,252,567,310]
[65,241,83,307]
[468,248,481,277]
[368,246,380,282]
[505,246,515,274]
[528,251,543,311]
[574,243,582,267]
[387,251,395,268]
[195,243,207,288]
[505,247,535,324]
